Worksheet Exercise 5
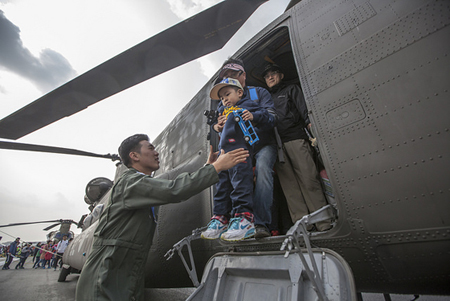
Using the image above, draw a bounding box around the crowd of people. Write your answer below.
[1,235,71,270]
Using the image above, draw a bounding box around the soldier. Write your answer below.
[75,134,248,301]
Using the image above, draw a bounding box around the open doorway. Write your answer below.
[209,26,336,234]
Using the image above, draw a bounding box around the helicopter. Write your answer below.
[0,0,449,299]
[0,219,79,242]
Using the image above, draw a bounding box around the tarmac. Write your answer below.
[0,257,194,300]
[1,257,449,300]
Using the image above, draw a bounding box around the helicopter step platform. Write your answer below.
[166,205,356,300]
[186,248,356,301]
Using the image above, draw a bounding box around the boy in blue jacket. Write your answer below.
[201,78,272,241]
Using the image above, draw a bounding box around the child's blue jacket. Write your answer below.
[218,96,271,152]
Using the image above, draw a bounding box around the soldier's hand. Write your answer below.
[212,148,249,173]
[206,145,220,165]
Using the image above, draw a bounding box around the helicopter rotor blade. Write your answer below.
[0,0,267,139]
[0,220,63,228]
[44,219,79,231]
[43,223,63,231]
[69,220,80,227]
[0,141,119,161]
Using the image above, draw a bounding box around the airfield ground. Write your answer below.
[0,257,194,300]
[1,257,449,300]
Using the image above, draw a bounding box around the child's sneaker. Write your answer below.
[221,215,255,241]
[201,216,228,240]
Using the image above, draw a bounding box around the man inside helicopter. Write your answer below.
[75,134,249,301]
[263,63,331,232]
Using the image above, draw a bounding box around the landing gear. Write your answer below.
[58,265,71,282]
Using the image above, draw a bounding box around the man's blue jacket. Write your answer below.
[9,241,18,256]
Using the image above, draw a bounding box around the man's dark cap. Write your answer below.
[262,63,283,77]
[118,134,149,167]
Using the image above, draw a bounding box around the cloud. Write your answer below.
[165,0,221,19]
[0,77,6,93]
[0,10,77,93]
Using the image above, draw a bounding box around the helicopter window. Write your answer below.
[81,203,104,229]
[85,177,113,204]
[91,204,105,219]
[82,214,93,228]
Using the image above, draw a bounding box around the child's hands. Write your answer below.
[241,110,253,121]
[213,115,226,132]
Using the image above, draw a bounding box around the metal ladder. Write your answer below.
[165,205,336,300]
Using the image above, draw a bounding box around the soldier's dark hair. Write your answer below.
[221,58,245,70]
[118,134,149,167]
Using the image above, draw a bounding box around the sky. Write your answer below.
[0,0,291,243]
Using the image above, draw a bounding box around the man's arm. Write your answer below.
[210,148,249,173]
[245,105,271,129]
[290,84,310,126]
[256,87,276,114]
[255,87,277,129]
[122,148,249,209]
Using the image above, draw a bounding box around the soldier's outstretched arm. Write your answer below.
[210,148,249,173]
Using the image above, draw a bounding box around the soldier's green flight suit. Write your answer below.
[75,165,218,301]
